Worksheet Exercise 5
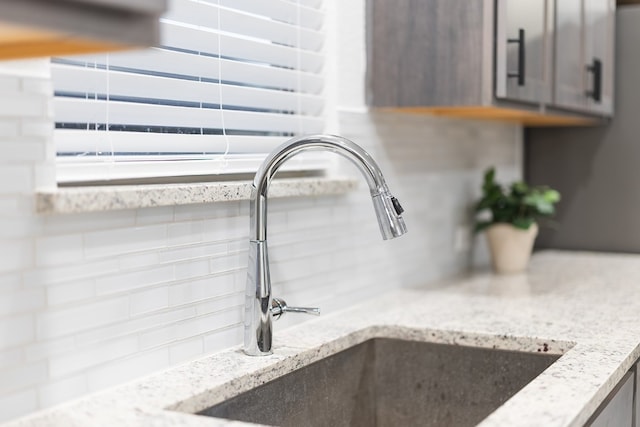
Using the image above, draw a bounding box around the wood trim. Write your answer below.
[617,0,640,5]
[380,106,602,127]
[0,22,134,60]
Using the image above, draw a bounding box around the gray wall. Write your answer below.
[526,6,640,252]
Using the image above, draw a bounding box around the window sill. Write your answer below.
[36,177,358,215]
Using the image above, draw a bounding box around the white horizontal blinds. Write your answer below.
[52,0,325,182]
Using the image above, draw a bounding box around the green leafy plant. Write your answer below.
[475,167,561,233]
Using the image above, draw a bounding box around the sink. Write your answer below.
[196,338,559,427]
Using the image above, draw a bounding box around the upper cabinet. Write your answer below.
[366,0,616,126]
[0,0,167,60]
[554,0,616,115]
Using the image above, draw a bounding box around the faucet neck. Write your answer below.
[249,134,390,242]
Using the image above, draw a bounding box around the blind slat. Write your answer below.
[165,1,324,51]
[55,131,287,154]
[217,0,323,29]
[59,49,323,93]
[160,21,324,72]
[54,98,324,134]
[52,64,324,115]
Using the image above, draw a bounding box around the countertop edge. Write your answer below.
[35,177,359,214]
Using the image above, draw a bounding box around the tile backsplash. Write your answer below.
[0,60,521,423]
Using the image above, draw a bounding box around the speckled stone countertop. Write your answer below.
[36,177,358,214]
[6,250,640,427]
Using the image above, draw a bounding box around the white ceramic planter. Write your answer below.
[485,223,539,274]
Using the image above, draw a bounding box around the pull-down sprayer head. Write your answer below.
[372,191,407,240]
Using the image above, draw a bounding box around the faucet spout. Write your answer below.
[244,134,407,356]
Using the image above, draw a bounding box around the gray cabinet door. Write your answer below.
[584,0,615,115]
[554,0,588,112]
[637,363,640,427]
[495,0,551,105]
[588,371,633,427]
[366,0,485,108]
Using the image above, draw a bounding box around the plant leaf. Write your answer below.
[512,217,535,230]
[543,189,561,203]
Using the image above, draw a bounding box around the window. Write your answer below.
[52,0,325,183]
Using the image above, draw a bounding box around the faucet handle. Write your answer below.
[271,298,320,320]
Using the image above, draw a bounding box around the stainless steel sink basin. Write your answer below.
[197,338,559,427]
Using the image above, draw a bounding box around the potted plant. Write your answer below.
[475,167,560,274]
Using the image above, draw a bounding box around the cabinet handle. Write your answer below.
[507,28,525,86]
[586,58,602,103]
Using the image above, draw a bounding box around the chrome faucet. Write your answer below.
[243,134,407,356]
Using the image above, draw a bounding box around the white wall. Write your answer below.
[0,1,522,422]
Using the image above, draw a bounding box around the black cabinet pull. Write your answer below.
[507,28,525,86]
[586,58,602,103]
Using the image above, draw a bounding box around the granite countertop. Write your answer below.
[6,250,640,427]
[36,177,358,214]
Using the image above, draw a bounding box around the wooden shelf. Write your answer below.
[381,106,602,127]
[0,22,129,59]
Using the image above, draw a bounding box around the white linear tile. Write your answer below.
[0,239,33,274]
[201,216,246,242]
[0,288,45,316]
[0,75,19,92]
[0,361,47,394]
[174,259,210,281]
[203,326,243,353]
[87,348,169,391]
[24,336,75,363]
[0,141,47,163]
[95,265,174,296]
[0,348,22,371]
[38,374,87,408]
[73,306,197,347]
[117,251,161,271]
[0,120,18,138]
[0,388,37,423]
[168,275,235,307]
[169,337,204,364]
[22,258,120,287]
[0,274,21,294]
[167,221,204,246]
[174,201,240,221]
[193,292,244,316]
[0,216,43,239]
[0,314,34,347]
[129,286,169,316]
[0,93,47,118]
[135,206,175,225]
[20,119,53,138]
[84,225,167,259]
[176,307,243,338]
[209,252,247,275]
[37,296,129,340]
[158,241,228,263]
[49,335,138,379]
[36,234,83,267]
[43,210,136,235]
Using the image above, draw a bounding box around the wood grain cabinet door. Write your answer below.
[495,0,552,105]
[584,0,616,115]
[555,0,588,112]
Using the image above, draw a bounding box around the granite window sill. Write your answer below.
[36,177,358,215]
